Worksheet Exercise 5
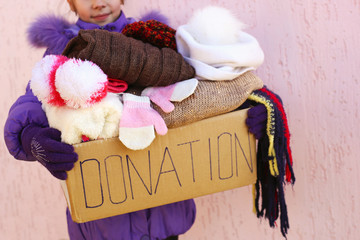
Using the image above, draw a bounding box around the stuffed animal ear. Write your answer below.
[55,58,108,109]
[30,55,62,104]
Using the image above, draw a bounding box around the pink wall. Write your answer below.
[1,0,359,239]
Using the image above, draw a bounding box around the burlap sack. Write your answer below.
[62,29,195,87]
[154,71,264,128]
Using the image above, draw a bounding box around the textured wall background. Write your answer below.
[1,0,359,239]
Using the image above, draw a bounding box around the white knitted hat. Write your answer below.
[175,6,265,80]
[31,55,108,109]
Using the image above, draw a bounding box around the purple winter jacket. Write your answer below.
[4,12,196,240]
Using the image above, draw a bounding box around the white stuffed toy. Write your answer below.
[30,55,123,145]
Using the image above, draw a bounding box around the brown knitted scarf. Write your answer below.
[62,29,195,87]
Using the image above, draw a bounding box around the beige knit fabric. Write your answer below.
[155,71,264,128]
[62,29,195,87]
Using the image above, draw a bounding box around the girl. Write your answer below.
[4,1,267,239]
[4,0,195,239]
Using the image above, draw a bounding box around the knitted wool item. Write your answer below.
[107,78,128,93]
[141,78,199,113]
[119,93,167,150]
[185,6,247,45]
[121,20,177,50]
[175,6,264,81]
[247,86,295,238]
[31,55,108,109]
[176,25,264,81]
[62,29,195,87]
[151,71,264,128]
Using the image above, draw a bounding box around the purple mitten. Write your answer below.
[246,104,267,139]
[21,125,78,180]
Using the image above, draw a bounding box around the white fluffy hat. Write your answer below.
[31,55,108,109]
[185,6,247,45]
[175,6,265,80]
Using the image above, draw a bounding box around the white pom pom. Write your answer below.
[55,59,108,109]
[30,55,60,103]
[186,6,247,45]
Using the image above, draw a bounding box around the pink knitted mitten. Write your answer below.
[141,78,198,113]
[119,93,168,150]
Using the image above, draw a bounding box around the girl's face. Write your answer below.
[67,0,123,26]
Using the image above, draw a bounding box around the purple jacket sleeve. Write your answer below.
[4,82,49,161]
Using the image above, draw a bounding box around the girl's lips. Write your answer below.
[92,13,110,21]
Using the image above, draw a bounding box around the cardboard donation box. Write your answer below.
[61,108,257,223]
